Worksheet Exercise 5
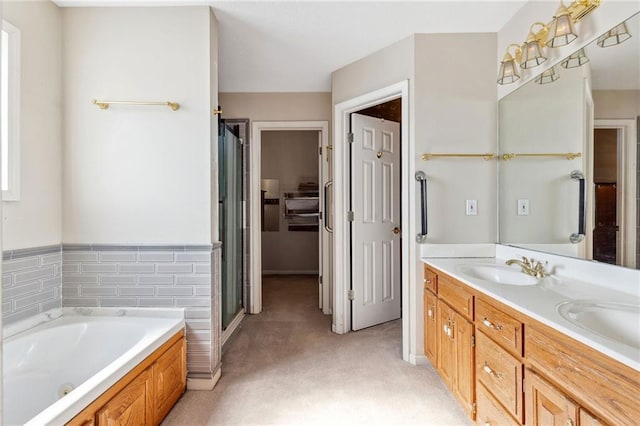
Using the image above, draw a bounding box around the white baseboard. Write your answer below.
[186,368,221,390]
[409,354,430,366]
[262,270,319,275]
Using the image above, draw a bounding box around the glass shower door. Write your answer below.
[219,122,243,330]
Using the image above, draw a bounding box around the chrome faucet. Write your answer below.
[505,256,548,279]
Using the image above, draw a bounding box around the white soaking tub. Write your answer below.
[2,308,185,426]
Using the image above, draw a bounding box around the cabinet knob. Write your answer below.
[565,420,574,426]
[484,422,491,426]
[427,308,433,318]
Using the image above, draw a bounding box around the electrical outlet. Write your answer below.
[517,199,529,216]
[466,200,478,216]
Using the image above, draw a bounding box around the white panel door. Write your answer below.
[351,113,401,331]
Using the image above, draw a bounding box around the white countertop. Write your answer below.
[422,256,640,372]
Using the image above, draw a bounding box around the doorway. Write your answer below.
[333,81,413,362]
[593,120,637,268]
[350,99,402,331]
[249,121,330,315]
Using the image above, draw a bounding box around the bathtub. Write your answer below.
[2,308,185,425]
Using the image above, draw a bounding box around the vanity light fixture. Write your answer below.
[497,0,600,85]
[497,44,522,85]
[561,48,590,68]
[521,23,549,69]
[535,66,560,84]
[546,0,578,47]
[597,21,632,47]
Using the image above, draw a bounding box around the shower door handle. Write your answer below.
[324,181,333,233]
[570,170,586,243]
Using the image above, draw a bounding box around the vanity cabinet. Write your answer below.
[423,263,640,426]
[424,265,476,419]
[525,370,578,426]
[423,282,438,364]
[68,331,186,426]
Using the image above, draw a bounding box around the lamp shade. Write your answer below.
[597,22,632,47]
[520,39,547,69]
[497,54,520,85]
[547,2,578,47]
[535,66,560,84]
[561,48,590,68]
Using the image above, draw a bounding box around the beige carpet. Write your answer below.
[163,275,470,426]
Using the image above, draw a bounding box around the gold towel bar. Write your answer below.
[92,100,180,111]
[421,153,496,161]
[501,152,581,161]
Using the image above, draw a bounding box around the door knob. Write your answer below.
[392,226,401,235]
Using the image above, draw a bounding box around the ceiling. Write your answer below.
[54,0,527,92]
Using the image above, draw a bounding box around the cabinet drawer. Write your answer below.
[438,275,473,320]
[476,331,523,422]
[475,298,523,357]
[526,326,640,426]
[475,383,519,426]
[423,266,438,294]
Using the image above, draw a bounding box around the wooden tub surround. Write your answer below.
[68,330,186,426]
[423,263,640,426]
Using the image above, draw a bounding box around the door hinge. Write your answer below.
[471,334,476,347]
[472,403,477,415]
[347,132,354,143]
[319,275,323,284]
[348,289,355,300]
[319,146,322,155]
[347,211,354,221]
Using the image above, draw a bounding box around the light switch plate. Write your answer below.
[466,200,478,216]
[517,199,529,216]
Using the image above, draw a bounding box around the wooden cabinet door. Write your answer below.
[437,300,455,388]
[96,368,153,426]
[153,337,187,424]
[424,289,438,365]
[525,370,578,426]
[453,311,475,417]
[579,409,604,426]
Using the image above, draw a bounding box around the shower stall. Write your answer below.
[218,120,245,333]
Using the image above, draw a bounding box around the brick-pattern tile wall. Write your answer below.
[2,246,62,325]
[61,244,214,376]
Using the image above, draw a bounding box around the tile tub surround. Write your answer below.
[2,245,62,325]
[61,243,219,380]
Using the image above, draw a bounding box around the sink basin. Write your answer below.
[456,264,539,286]
[557,300,640,350]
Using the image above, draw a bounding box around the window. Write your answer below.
[1,20,20,201]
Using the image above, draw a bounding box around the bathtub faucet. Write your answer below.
[505,256,547,279]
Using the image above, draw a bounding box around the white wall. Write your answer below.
[209,9,220,243]
[2,1,62,250]
[414,33,498,244]
[61,6,215,244]
[261,130,319,273]
[218,92,331,122]
[593,90,640,119]
[497,1,640,99]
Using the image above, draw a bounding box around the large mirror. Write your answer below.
[499,12,640,269]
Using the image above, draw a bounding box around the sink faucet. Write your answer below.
[506,256,548,279]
